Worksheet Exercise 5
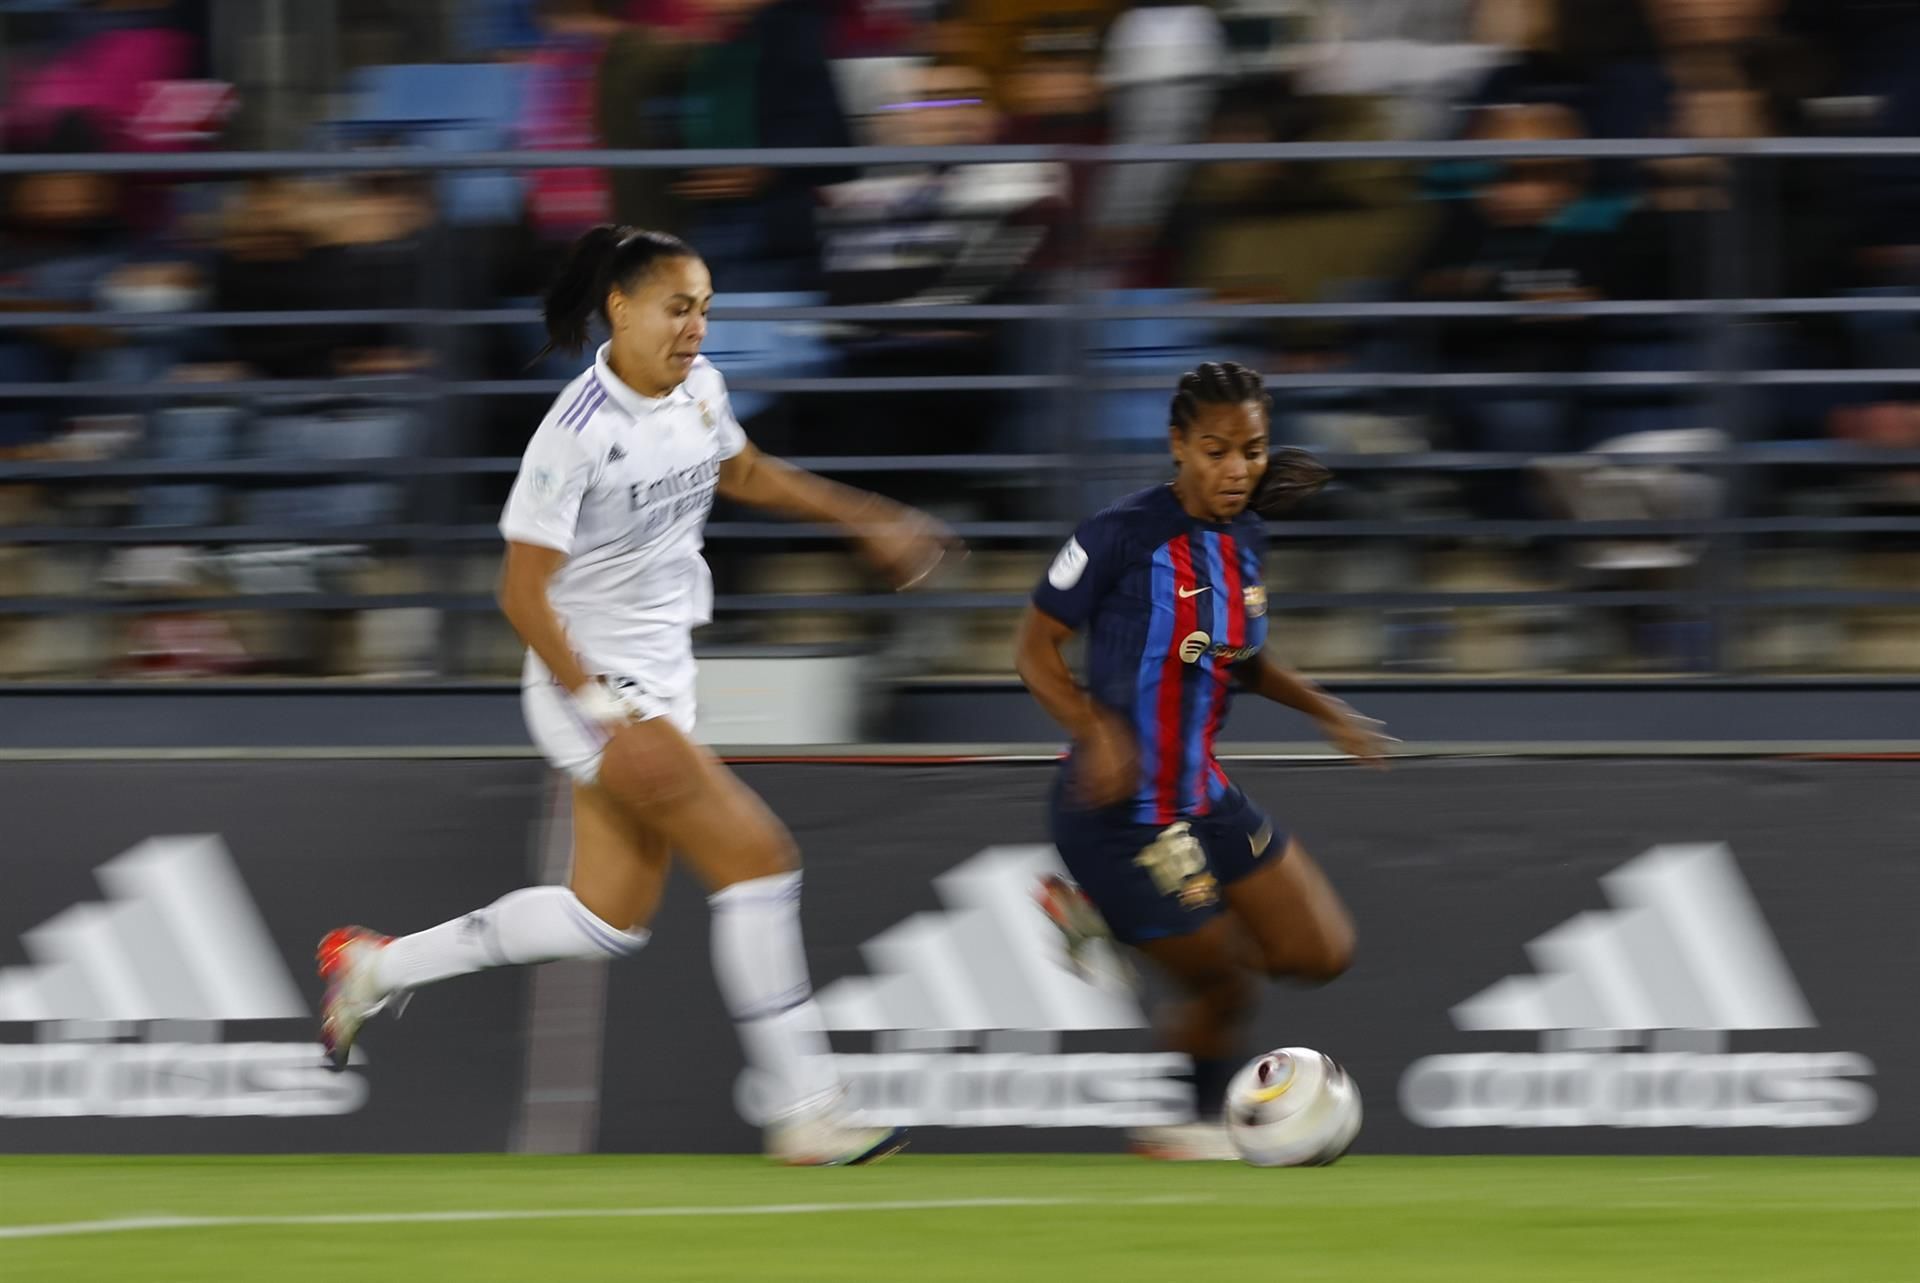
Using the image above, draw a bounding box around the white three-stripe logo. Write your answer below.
[0,835,306,1023]
[1452,843,1815,1034]
[815,846,1144,1033]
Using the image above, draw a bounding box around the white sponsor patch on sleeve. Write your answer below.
[1047,536,1089,589]
[529,466,559,506]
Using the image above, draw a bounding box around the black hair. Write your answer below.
[538,224,699,359]
[1170,361,1331,518]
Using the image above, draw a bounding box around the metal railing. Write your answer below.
[6,138,1920,676]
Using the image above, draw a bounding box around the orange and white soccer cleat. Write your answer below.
[1034,873,1134,988]
[316,926,402,1071]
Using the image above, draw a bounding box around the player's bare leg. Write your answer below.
[1130,917,1258,1160]
[569,780,671,932]
[1223,840,1355,984]
[318,776,659,1070]
[597,715,905,1166]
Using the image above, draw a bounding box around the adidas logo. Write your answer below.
[1400,844,1875,1130]
[0,835,306,1024]
[738,846,1190,1130]
[607,443,627,464]
[816,845,1144,1036]
[0,835,367,1119]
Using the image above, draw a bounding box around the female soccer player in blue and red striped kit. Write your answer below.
[1016,361,1390,1160]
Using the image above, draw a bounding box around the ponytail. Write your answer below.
[1251,446,1332,518]
[538,225,699,359]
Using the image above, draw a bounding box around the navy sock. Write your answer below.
[1189,1056,1237,1120]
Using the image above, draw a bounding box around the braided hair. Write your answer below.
[1169,361,1331,518]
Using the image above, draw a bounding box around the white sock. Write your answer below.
[708,871,842,1121]
[374,886,648,993]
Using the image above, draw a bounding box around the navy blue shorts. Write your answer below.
[1049,776,1289,946]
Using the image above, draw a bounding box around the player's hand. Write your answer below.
[856,507,963,591]
[1316,699,1395,768]
[1073,712,1141,808]
[571,675,645,734]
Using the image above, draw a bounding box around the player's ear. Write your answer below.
[605,288,628,333]
[1167,422,1184,462]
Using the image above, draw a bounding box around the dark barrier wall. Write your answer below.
[599,759,1918,1155]
[0,761,543,1152]
[2,758,1913,1154]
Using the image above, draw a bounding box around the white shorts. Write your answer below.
[522,674,697,785]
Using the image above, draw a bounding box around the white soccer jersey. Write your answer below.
[499,345,747,699]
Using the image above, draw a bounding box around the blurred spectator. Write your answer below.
[820,59,1069,311]
[932,0,1122,104]
[1299,0,1509,139]
[209,170,433,378]
[1000,14,1105,234]
[521,1,626,246]
[1534,427,1727,670]
[1466,0,1660,135]
[0,112,202,453]
[673,0,855,290]
[816,57,1068,468]
[1093,2,1227,278]
[0,126,117,453]
[459,0,552,54]
[1409,102,1666,456]
[1412,103,1650,309]
[597,9,695,235]
[1,0,196,153]
[1159,76,1428,305]
[1000,14,1104,145]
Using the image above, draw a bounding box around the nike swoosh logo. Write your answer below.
[1177,586,1211,599]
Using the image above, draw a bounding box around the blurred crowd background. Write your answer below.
[6,0,1920,682]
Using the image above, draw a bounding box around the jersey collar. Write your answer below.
[1159,480,1236,530]
[594,342,697,419]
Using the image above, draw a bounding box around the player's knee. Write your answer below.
[748,822,799,880]
[1267,922,1355,985]
[709,811,799,887]
[1301,936,1355,984]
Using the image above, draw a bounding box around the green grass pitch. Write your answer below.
[1,1155,1914,1282]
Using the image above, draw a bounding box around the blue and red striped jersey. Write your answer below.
[1031,484,1270,825]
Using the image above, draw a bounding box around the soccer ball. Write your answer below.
[1225,1047,1362,1167]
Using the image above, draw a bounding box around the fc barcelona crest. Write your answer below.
[1243,583,1268,618]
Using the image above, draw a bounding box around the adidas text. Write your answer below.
[0,835,372,1120]
[0,1038,367,1118]
[734,846,1191,1130]
[1400,843,1875,1132]
[1401,1049,1875,1129]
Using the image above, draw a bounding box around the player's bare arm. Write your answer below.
[1015,604,1137,806]
[717,443,958,589]
[1233,650,1393,768]
[498,540,591,694]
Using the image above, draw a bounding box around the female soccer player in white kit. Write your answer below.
[316,226,953,1165]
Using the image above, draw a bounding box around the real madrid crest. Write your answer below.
[1243,583,1268,619]
[697,400,716,432]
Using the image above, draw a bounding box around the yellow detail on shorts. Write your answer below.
[1135,823,1220,909]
